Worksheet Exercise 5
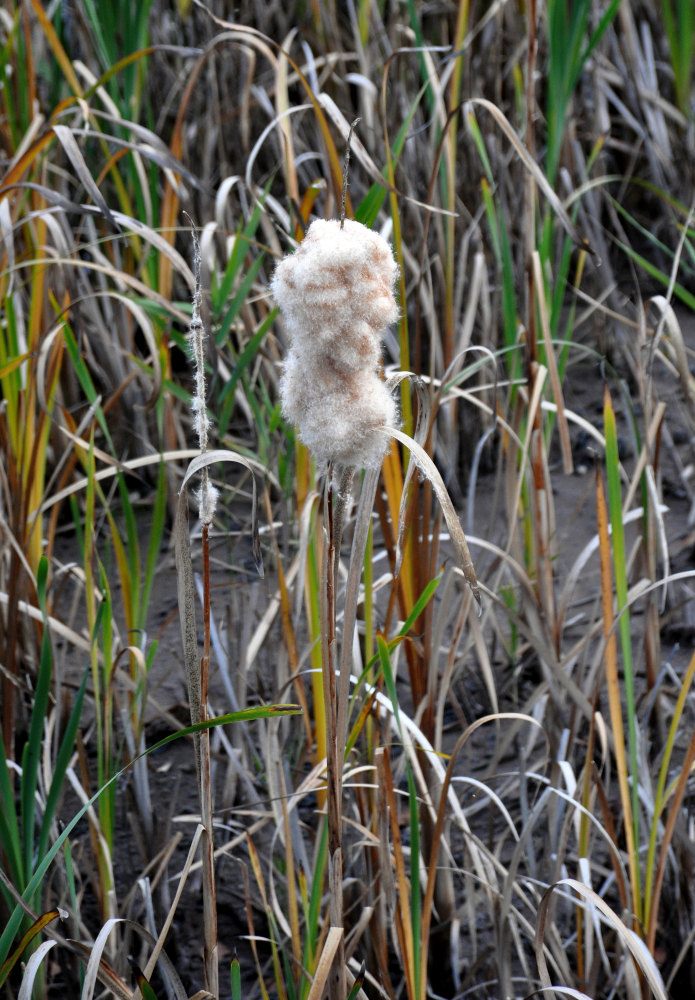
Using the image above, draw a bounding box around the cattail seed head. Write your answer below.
[186,219,217,525]
[272,218,399,470]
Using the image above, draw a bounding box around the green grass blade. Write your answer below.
[214,190,269,312]
[0,734,23,892]
[356,82,430,229]
[468,111,495,185]
[346,961,366,1000]
[218,310,277,438]
[613,237,695,311]
[603,386,641,914]
[20,557,52,888]
[215,251,266,347]
[37,664,89,864]
[662,0,693,113]
[230,951,242,1000]
[377,635,421,992]
[406,764,421,994]
[132,963,160,1000]
[0,702,301,967]
[139,459,168,632]
[644,645,695,934]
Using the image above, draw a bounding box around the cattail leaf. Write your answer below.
[649,724,695,954]
[387,427,481,607]
[174,489,201,728]
[346,961,366,1000]
[230,951,242,1000]
[52,124,118,228]
[0,704,298,972]
[0,911,63,990]
[27,0,82,96]
[305,926,344,1000]
[465,98,591,255]
[384,372,430,578]
[0,197,15,297]
[335,466,380,771]
[595,464,637,913]
[72,919,189,1000]
[131,963,160,1000]
[603,384,640,907]
[79,108,207,192]
[536,879,668,1000]
[532,250,573,474]
[180,449,264,577]
[645,644,695,947]
[0,352,31,381]
[80,918,127,1000]
[16,940,59,1000]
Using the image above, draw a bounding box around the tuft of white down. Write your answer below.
[272,218,399,470]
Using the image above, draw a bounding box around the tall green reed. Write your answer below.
[661,0,694,117]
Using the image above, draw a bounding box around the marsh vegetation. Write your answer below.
[2,2,695,998]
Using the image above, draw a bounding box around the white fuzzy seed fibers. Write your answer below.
[272,218,399,470]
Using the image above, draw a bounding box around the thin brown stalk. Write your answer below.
[200,522,218,997]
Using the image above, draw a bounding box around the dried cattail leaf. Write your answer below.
[388,427,481,609]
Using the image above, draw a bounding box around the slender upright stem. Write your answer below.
[184,216,220,995]
[200,523,219,997]
[340,117,360,228]
[321,474,346,1000]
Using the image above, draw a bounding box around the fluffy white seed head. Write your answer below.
[187,222,217,525]
[272,218,399,470]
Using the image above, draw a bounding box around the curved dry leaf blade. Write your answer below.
[180,448,264,577]
[73,106,207,181]
[536,879,667,1000]
[388,427,481,607]
[74,918,189,1000]
[174,490,201,728]
[17,940,59,1000]
[52,124,117,228]
[79,918,126,1000]
[648,294,695,421]
[64,290,162,405]
[384,373,432,578]
[0,180,98,217]
[465,98,590,254]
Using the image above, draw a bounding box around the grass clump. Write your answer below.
[1,2,695,999]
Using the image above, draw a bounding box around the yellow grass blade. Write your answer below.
[595,467,637,921]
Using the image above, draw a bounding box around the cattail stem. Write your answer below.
[321,473,346,1000]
